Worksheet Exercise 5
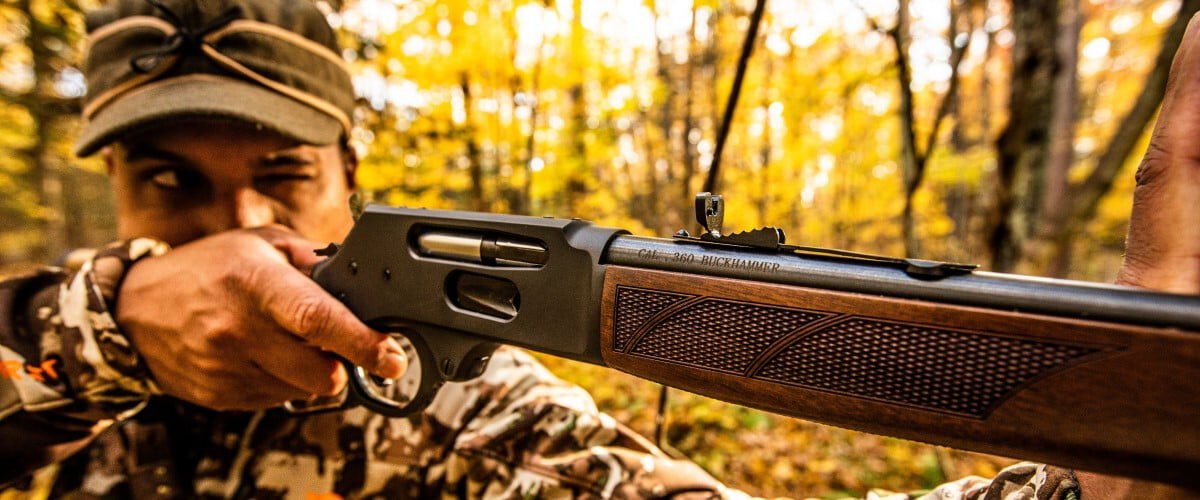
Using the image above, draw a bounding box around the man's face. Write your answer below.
[106,121,356,246]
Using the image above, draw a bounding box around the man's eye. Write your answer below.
[255,174,313,184]
[149,170,182,189]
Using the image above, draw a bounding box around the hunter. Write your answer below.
[0,0,1195,497]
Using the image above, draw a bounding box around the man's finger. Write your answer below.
[206,375,313,411]
[154,358,311,410]
[254,266,407,379]
[247,225,328,270]
[252,328,349,396]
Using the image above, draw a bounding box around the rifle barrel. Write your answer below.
[602,235,1200,330]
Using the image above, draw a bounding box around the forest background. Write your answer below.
[0,0,1190,497]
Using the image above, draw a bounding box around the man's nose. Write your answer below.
[202,188,277,232]
[232,188,277,228]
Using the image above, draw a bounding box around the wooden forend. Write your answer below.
[598,265,1200,486]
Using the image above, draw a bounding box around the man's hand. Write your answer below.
[1079,12,1200,500]
[1117,13,1200,294]
[116,226,407,411]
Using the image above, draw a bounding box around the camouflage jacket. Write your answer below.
[0,240,1082,499]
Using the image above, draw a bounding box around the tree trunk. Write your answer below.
[636,106,663,232]
[32,115,64,261]
[757,57,773,226]
[459,74,486,212]
[977,3,994,150]
[22,0,67,261]
[987,0,1060,272]
[677,7,699,230]
[1038,0,1080,277]
[653,0,676,235]
[893,0,922,256]
[896,0,970,258]
[522,46,544,215]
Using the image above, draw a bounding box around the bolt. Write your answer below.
[349,260,358,274]
[383,268,392,280]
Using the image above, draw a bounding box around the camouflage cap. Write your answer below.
[75,0,354,157]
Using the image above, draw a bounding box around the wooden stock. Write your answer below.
[598,266,1200,487]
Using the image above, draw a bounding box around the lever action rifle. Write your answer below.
[304,192,1200,487]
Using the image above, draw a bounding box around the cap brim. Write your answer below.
[74,76,344,157]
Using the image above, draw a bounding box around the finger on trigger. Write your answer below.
[257,268,407,379]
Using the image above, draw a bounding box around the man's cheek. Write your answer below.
[118,209,198,245]
[114,192,174,239]
[278,198,350,241]
[314,188,356,240]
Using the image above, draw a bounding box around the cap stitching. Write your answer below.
[200,44,352,134]
[206,20,350,74]
[87,16,177,47]
[81,55,179,120]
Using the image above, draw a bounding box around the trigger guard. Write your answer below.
[345,331,442,418]
[347,364,441,417]
[345,325,499,418]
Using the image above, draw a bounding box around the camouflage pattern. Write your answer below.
[0,239,167,422]
[869,463,1080,500]
[0,242,1082,499]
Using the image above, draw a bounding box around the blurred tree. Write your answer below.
[1038,0,1080,276]
[0,0,109,261]
[863,0,973,257]
[990,0,1198,274]
[1040,0,1200,276]
[988,0,1060,272]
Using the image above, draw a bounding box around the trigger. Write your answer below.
[315,243,340,257]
